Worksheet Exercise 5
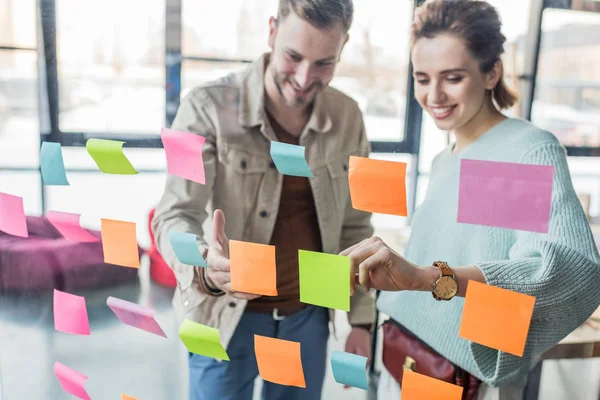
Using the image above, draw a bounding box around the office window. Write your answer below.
[56,0,165,134]
[0,0,36,48]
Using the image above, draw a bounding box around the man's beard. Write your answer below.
[272,69,324,108]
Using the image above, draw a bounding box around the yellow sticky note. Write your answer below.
[348,156,407,216]
[86,139,138,175]
[254,335,306,388]
[459,280,536,357]
[230,240,277,296]
[299,250,350,311]
[179,319,229,361]
[402,370,463,400]
[101,219,140,268]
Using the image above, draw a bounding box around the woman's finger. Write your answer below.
[339,238,369,257]
[358,247,397,291]
[348,242,381,295]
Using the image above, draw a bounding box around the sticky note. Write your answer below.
[0,192,28,237]
[40,142,69,185]
[330,351,369,390]
[458,159,554,233]
[161,128,206,184]
[459,281,535,357]
[101,218,140,268]
[107,297,167,338]
[122,395,138,400]
[86,138,138,175]
[47,211,100,242]
[299,250,350,311]
[53,289,90,335]
[178,319,229,360]
[270,141,314,178]
[348,156,407,216]
[168,231,208,267]
[401,370,463,400]
[230,240,277,296]
[54,362,91,400]
[254,335,306,388]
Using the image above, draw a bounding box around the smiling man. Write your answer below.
[152,1,376,399]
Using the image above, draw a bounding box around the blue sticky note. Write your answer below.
[270,141,314,178]
[40,142,69,186]
[330,351,369,390]
[168,231,208,267]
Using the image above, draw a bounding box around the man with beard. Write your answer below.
[152,1,375,399]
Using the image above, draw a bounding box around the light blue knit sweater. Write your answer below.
[377,118,600,387]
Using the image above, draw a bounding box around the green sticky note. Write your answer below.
[178,319,229,361]
[86,139,138,175]
[299,250,350,312]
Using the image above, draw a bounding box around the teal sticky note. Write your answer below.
[40,142,69,185]
[270,141,314,178]
[330,351,369,390]
[169,231,208,267]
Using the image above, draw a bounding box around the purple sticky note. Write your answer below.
[458,159,554,233]
[54,289,90,335]
[47,211,100,242]
[107,296,167,338]
[0,192,28,237]
[54,362,92,400]
[161,127,206,184]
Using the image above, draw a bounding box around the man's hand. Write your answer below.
[343,327,372,389]
[205,209,261,300]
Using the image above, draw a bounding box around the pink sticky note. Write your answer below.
[161,127,206,184]
[0,192,28,237]
[47,211,100,242]
[458,159,554,233]
[54,289,90,335]
[54,362,91,400]
[107,296,167,337]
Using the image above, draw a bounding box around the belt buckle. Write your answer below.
[272,308,287,321]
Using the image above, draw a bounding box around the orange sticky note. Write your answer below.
[254,335,306,388]
[348,156,407,216]
[459,280,536,357]
[122,395,138,400]
[402,370,463,400]
[101,218,140,268]
[230,240,277,296]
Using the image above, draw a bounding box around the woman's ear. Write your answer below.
[486,59,503,90]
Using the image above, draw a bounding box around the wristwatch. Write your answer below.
[431,261,458,301]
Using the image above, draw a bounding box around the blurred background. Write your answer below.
[0,0,599,399]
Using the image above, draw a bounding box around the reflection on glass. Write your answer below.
[56,0,165,134]
[0,50,39,167]
[0,0,36,48]
[532,8,600,147]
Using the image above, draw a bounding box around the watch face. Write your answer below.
[435,276,458,300]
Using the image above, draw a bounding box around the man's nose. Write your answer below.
[294,62,312,89]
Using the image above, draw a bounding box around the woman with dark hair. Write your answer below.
[341,0,600,398]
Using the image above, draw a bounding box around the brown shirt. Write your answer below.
[246,112,322,314]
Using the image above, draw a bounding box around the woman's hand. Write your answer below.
[340,236,432,294]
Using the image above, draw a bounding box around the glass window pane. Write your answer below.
[56,0,165,134]
[531,8,600,147]
[0,0,36,48]
[0,49,39,167]
[0,171,42,215]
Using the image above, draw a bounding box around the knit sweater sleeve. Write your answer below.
[473,142,600,386]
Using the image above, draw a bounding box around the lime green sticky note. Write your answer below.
[299,250,350,312]
[178,319,230,361]
[86,139,138,175]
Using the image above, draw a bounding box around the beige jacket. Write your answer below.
[152,53,375,349]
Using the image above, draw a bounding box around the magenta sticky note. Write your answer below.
[47,211,100,242]
[54,361,91,400]
[458,159,554,233]
[54,289,90,335]
[0,192,28,237]
[161,127,206,184]
[107,296,167,338]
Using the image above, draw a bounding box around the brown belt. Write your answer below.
[245,303,307,320]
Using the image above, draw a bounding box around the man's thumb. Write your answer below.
[212,209,228,248]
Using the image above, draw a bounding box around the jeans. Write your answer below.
[188,305,329,400]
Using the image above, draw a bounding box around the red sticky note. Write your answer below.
[53,289,90,336]
[254,335,306,388]
[0,192,28,237]
[401,370,463,400]
[459,280,536,357]
[348,156,407,216]
[101,218,140,268]
[230,240,277,296]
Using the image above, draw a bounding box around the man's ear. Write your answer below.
[268,17,278,49]
[486,59,503,90]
